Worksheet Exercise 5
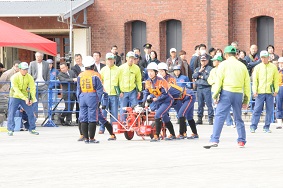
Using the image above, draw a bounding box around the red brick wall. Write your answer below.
[2,0,283,62]
[88,0,215,62]
[231,0,283,56]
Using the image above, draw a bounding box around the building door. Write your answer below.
[257,16,274,52]
[132,21,146,59]
[166,20,182,59]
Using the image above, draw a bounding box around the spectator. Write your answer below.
[71,54,84,77]
[118,51,142,122]
[250,50,279,133]
[99,53,120,134]
[28,52,50,118]
[111,45,122,66]
[215,48,225,60]
[238,50,248,67]
[0,60,20,93]
[193,43,213,70]
[7,62,39,136]
[140,43,152,69]
[134,54,146,81]
[208,47,216,58]
[179,50,193,84]
[58,63,77,126]
[133,48,142,61]
[245,44,261,75]
[166,48,182,75]
[47,59,59,89]
[93,51,105,73]
[276,57,283,129]
[192,55,214,125]
[71,54,84,124]
[149,50,160,64]
[0,62,7,77]
[231,41,238,50]
[190,45,200,72]
[266,44,279,61]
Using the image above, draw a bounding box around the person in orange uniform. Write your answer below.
[142,63,176,142]
[77,56,104,144]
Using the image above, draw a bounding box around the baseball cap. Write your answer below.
[170,48,177,53]
[126,51,135,57]
[200,55,207,61]
[19,62,29,70]
[143,43,152,49]
[260,50,269,57]
[211,55,223,62]
[224,45,237,54]
[278,57,283,63]
[46,59,54,64]
[106,53,115,59]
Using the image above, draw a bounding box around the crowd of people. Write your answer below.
[0,42,282,147]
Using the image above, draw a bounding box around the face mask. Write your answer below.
[200,50,206,55]
[216,52,222,57]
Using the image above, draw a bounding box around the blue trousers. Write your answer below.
[251,94,274,130]
[178,95,196,120]
[7,98,36,131]
[210,90,246,143]
[120,89,138,121]
[78,93,99,123]
[100,95,119,132]
[197,87,214,118]
[276,86,283,119]
[212,92,233,125]
[155,97,173,123]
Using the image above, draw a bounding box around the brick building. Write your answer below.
[0,0,283,68]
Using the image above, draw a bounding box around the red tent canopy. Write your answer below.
[0,20,57,56]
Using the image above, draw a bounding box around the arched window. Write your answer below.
[256,16,274,52]
[166,20,182,59]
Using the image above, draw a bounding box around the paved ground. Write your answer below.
[0,120,282,188]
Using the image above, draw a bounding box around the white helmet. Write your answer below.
[158,62,168,71]
[82,56,95,67]
[147,63,158,71]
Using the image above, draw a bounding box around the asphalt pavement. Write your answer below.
[0,121,282,188]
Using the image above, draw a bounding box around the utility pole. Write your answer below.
[69,0,73,64]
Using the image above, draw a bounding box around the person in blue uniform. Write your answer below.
[172,65,190,88]
[77,56,104,144]
[143,63,176,142]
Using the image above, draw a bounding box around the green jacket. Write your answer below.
[118,63,142,92]
[10,72,36,102]
[207,67,217,93]
[252,62,279,94]
[213,56,251,104]
[100,65,120,95]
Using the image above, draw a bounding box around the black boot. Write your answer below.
[196,117,203,124]
[151,118,162,142]
[81,122,89,143]
[104,121,116,141]
[187,119,199,139]
[165,121,176,140]
[89,122,99,143]
[209,117,214,125]
[177,117,186,139]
